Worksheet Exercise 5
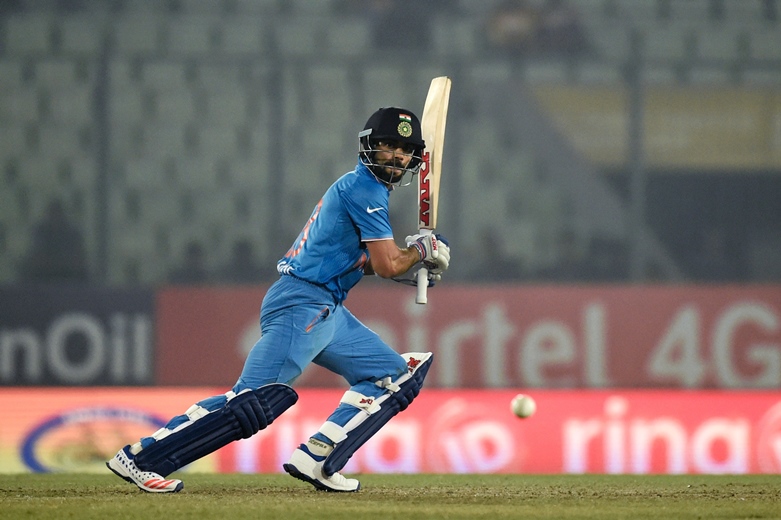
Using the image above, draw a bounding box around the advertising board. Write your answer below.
[3,388,779,475]
[156,285,781,389]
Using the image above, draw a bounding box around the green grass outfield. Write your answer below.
[1,473,779,520]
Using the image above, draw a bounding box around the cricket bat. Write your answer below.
[416,76,451,304]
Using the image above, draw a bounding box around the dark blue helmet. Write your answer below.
[359,107,426,187]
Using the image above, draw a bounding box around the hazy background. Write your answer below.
[1,2,780,477]
[2,0,780,287]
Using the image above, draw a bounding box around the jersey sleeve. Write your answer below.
[342,182,393,241]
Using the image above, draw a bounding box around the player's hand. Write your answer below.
[426,234,450,275]
[406,233,450,273]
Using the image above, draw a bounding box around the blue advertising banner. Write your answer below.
[0,286,154,386]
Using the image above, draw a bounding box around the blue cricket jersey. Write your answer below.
[277,163,393,302]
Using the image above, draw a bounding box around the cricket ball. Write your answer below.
[510,394,536,418]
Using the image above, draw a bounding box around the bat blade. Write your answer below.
[416,76,451,304]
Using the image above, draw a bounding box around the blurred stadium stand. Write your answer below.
[0,0,780,285]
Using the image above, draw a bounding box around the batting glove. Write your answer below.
[426,234,450,275]
[406,233,450,273]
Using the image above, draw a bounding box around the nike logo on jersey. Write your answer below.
[366,206,385,214]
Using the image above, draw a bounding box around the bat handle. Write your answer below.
[415,228,433,304]
[416,267,428,304]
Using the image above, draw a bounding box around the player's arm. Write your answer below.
[364,239,421,279]
[365,234,449,279]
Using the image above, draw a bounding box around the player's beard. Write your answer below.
[383,165,404,182]
[378,156,407,183]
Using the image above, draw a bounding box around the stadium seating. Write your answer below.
[0,0,779,284]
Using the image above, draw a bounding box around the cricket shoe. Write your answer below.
[106,445,184,493]
[283,444,360,492]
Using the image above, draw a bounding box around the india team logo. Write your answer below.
[397,113,413,137]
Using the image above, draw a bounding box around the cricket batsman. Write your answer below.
[107,107,451,493]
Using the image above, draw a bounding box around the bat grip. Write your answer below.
[415,228,432,304]
[416,267,428,304]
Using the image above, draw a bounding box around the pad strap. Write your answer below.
[319,421,348,444]
[340,390,382,414]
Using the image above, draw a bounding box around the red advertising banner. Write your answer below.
[156,284,781,389]
[0,388,216,474]
[2,388,780,475]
